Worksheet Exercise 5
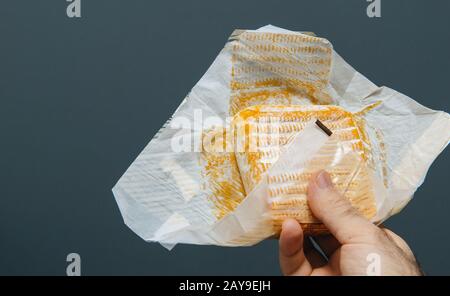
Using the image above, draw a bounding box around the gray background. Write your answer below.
[1,0,449,275]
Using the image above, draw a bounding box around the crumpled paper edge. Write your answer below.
[112,25,450,249]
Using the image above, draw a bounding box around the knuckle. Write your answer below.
[329,193,353,216]
[364,227,384,243]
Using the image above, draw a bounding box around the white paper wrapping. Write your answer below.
[112,25,450,250]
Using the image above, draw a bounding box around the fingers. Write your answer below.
[279,219,312,275]
[307,170,378,244]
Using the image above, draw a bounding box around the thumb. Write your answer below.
[307,170,378,244]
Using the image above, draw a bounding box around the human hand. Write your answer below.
[279,171,422,276]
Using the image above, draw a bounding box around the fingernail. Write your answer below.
[316,171,332,189]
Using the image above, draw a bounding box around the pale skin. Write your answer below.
[279,171,423,276]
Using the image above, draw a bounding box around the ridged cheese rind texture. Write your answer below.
[232,105,377,234]
[230,32,334,116]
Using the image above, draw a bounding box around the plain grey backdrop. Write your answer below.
[1,0,449,275]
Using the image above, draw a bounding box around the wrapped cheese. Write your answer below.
[112,25,450,249]
[232,105,377,234]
